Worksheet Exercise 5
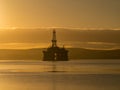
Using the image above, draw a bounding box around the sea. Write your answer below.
[0,60,120,90]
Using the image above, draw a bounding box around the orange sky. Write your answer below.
[0,28,119,49]
[0,0,120,29]
[0,0,120,49]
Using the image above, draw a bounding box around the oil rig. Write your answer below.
[43,30,69,61]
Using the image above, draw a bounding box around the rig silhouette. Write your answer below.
[43,30,69,61]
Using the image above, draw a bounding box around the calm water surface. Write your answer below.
[0,60,120,90]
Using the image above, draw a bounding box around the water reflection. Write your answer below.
[0,60,120,74]
[0,60,120,90]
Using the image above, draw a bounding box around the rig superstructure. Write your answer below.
[43,30,68,61]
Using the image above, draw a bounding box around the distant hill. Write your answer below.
[0,48,42,60]
[0,48,119,60]
[68,48,120,59]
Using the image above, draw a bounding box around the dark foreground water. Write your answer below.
[0,60,120,90]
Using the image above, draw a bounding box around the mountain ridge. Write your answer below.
[0,48,119,60]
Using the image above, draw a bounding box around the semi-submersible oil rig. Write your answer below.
[43,30,69,61]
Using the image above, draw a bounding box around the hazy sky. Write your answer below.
[0,28,119,49]
[0,0,120,28]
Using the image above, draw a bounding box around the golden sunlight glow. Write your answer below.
[0,1,5,27]
[0,43,50,49]
[0,0,119,28]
